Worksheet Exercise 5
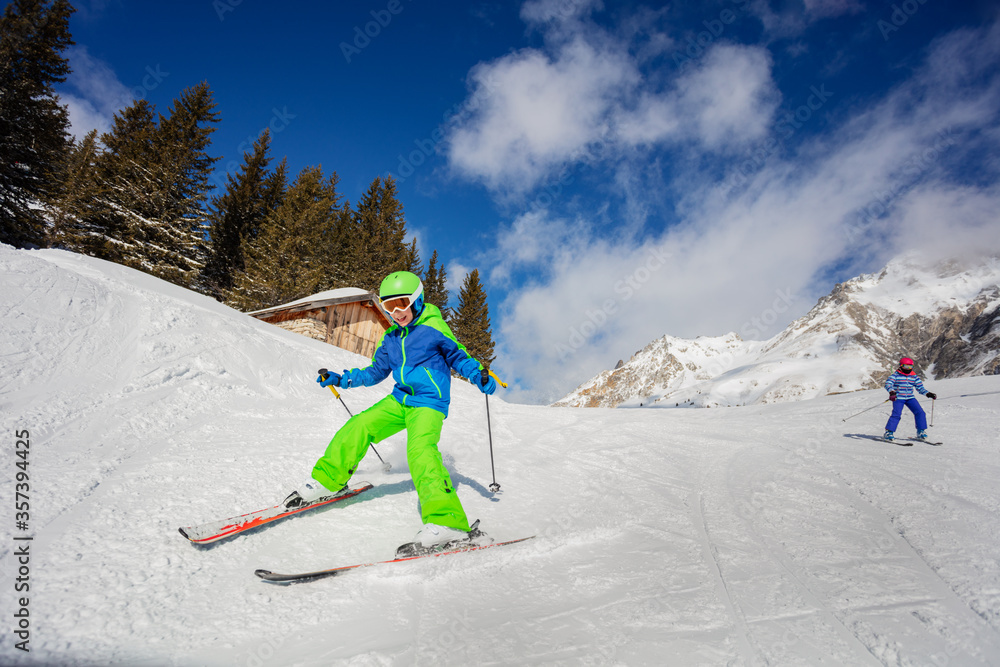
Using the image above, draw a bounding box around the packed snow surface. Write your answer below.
[2,245,1000,666]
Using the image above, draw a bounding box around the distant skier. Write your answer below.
[883,357,937,441]
[285,271,497,550]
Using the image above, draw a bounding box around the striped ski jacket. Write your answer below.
[884,370,928,400]
[341,303,482,417]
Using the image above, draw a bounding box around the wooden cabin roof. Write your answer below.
[247,288,394,330]
[248,288,376,317]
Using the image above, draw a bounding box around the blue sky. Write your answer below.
[52,0,1000,403]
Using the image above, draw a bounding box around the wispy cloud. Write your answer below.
[57,46,171,141]
[446,35,637,192]
[446,5,1000,404]
[57,46,134,139]
[445,3,780,196]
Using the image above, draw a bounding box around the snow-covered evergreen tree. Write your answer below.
[0,0,74,247]
[45,129,103,252]
[50,85,220,286]
[151,82,221,284]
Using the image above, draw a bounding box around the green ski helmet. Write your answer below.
[379,271,424,316]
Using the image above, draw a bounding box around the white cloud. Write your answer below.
[520,0,604,26]
[59,46,135,140]
[446,261,472,297]
[487,210,594,285]
[613,43,779,149]
[446,17,779,193]
[802,0,864,19]
[674,44,780,148]
[751,0,864,39]
[447,37,635,191]
[57,93,114,140]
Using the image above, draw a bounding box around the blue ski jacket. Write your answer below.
[341,303,482,417]
[884,370,928,400]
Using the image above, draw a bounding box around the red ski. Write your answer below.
[179,482,373,544]
[255,534,535,583]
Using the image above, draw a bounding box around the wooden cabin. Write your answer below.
[248,288,393,358]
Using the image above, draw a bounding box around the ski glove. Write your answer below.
[926,392,937,400]
[477,370,497,395]
[888,391,897,401]
[318,371,345,388]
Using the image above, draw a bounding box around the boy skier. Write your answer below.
[285,271,497,550]
[883,357,937,441]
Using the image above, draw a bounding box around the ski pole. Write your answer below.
[842,399,890,422]
[930,398,935,427]
[318,368,390,472]
[481,368,507,493]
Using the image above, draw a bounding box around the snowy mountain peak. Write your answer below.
[555,253,1000,408]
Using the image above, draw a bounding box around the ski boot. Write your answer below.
[916,429,928,440]
[396,520,492,558]
[283,479,347,509]
[883,430,894,442]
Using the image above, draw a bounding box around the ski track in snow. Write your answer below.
[2,246,1000,666]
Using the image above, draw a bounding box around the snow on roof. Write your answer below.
[246,287,374,315]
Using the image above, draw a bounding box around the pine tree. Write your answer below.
[45,129,104,252]
[227,166,345,311]
[423,249,450,317]
[350,175,409,291]
[0,0,74,247]
[143,82,221,285]
[313,193,353,292]
[261,157,288,220]
[404,238,421,275]
[75,86,220,285]
[450,268,495,369]
[201,129,283,299]
[91,99,161,263]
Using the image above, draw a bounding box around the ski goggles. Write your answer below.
[900,364,913,371]
[380,295,415,313]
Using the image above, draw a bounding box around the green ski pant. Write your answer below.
[311,395,470,532]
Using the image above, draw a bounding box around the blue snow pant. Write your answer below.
[885,397,927,432]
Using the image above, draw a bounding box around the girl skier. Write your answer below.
[883,357,937,441]
[284,271,496,549]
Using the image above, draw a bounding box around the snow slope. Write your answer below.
[2,245,1000,666]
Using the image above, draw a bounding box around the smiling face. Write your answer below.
[391,306,414,326]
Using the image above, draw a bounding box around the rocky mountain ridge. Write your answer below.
[554,254,1000,408]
